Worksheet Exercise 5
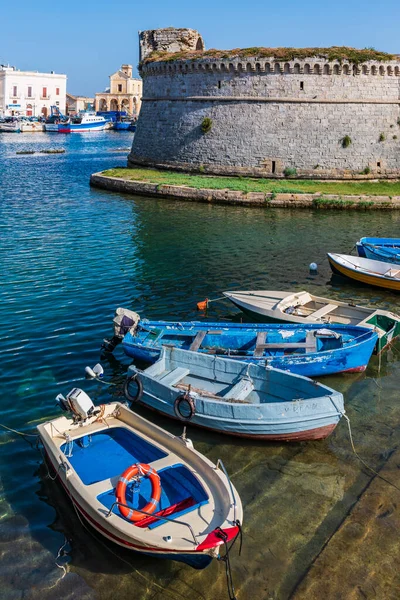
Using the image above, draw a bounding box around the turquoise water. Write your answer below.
[1,131,400,599]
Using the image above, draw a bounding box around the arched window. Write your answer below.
[333,64,340,74]
[274,62,281,73]
[304,63,311,74]
[371,65,377,75]
[379,65,385,75]
[229,63,235,72]
[314,64,321,74]
[237,63,243,72]
[265,62,271,73]
[395,66,400,76]
[342,65,349,75]
[323,64,330,74]
[255,62,261,72]
[246,62,253,72]
[284,62,290,73]
[387,66,393,76]
[362,65,368,75]
[294,63,300,74]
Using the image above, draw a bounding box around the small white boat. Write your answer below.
[38,388,242,569]
[58,112,107,133]
[0,117,21,132]
[20,120,44,132]
[223,289,400,353]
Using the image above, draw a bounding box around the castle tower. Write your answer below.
[139,28,205,62]
[131,29,400,178]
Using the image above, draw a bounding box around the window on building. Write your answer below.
[118,84,122,92]
[13,86,17,97]
[27,86,32,98]
[300,81,304,90]
[56,87,60,96]
[42,87,47,98]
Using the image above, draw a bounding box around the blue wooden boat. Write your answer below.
[113,118,132,131]
[38,392,242,569]
[108,311,378,377]
[124,347,345,441]
[356,237,400,264]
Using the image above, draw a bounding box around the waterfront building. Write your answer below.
[66,93,94,115]
[131,28,400,179]
[0,65,66,117]
[94,65,142,116]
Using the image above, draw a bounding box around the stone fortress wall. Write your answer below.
[130,28,400,178]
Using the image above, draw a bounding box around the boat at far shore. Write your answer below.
[356,237,400,264]
[58,112,107,133]
[223,289,400,354]
[327,253,400,293]
[0,117,21,132]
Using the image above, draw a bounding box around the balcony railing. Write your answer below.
[9,94,21,99]
[40,95,50,100]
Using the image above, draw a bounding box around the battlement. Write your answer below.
[141,56,400,76]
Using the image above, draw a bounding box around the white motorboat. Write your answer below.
[0,117,21,132]
[38,388,242,569]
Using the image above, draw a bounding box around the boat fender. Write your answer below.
[174,393,196,421]
[115,463,161,522]
[124,373,143,405]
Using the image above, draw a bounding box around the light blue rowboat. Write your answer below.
[125,347,345,442]
[118,319,377,377]
[356,237,400,264]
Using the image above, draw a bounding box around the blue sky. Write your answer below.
[1,0,399,96]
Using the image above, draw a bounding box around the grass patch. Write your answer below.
[102,167,400,197]
[143,46,394,65]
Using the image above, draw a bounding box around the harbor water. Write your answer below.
[1,131,400,599]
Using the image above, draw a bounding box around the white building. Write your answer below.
[0,65,67,117]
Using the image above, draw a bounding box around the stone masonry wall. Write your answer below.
[139,28,205,62]
[130,37,400,178]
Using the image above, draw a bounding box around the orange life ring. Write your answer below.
[115,463,161,522]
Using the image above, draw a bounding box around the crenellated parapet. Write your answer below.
[141,57,400,77]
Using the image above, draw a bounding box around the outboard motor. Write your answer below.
[56,388,96,421]
[102,307,140,352]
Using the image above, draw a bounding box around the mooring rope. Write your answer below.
[342,413,400,493]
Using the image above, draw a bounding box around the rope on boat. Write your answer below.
[217,520,243,600]
[0,422,39,438]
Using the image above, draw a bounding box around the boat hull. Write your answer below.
[122,321,377,378]
[59,122,106,133]
[38,402,241,569]
[356,238,400,265]
[127,348,345,442]
[328,253,400,292]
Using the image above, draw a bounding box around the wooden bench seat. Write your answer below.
[159,367,190,387]
[306,304,337,320]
